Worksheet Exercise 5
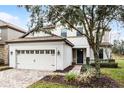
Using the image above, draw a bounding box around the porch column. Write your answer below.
[86,47,90,57]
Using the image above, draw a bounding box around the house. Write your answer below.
[0,20,26,64]
[7,25,112,71]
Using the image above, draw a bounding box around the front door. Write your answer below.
[77,49,83,64]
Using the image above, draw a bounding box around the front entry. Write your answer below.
[77,49,83,64]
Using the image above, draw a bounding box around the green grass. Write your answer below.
[29,81,76,88]
[29,59,124,88]
[101,60,124,87]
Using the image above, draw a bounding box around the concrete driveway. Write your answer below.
[0,69,52,88]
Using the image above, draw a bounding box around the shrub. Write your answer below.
[65,72,78,82]
[80,64,93,73]
[108,59,115,63]
[79,67,95,83]
[90,62,118,68]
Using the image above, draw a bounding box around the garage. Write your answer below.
[16,49,56,71]
[7,32,73,71]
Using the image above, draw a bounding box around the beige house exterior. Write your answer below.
[0,20,26,64]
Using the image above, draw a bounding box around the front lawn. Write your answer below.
[28,59,124,88]
[101,60,124,87]
[29,70,119,88]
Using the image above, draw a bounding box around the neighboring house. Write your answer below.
[0,20,26,64]
[7,25,112,71]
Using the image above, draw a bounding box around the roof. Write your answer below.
[20,26,55,38]
[6,25,73,47]
[100,42,112,47]
[0,42,5,45]
[6,35,74,47]
[0,20,26,33]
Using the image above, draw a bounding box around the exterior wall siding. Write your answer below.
[7,28,24,40]
[3,45,9,64]
[63,44,72,69]
[0,28,8,43]
[31,27,111,63]
[0,45,4,63]
[0,27,24,64]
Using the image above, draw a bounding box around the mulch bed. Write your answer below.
[40,75,120,88]
[54,65,74,73]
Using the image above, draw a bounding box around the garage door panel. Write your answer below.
[35,54,55,70]
[17,54,35,69]
[16,50,56,71]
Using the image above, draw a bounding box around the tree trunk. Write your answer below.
[94,52,101,78]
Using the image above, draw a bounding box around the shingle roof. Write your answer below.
[0,20,26,33]
[100,42,112,47]
[6,35,74,47]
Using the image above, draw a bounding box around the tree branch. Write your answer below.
[51,6,91,40]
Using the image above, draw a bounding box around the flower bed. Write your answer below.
[37,74,119,88]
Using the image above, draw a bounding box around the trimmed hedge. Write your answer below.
[108,59,115,63]
[90,63,118,68]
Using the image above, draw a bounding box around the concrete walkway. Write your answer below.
[69,65,82,74]
[0,69,52,88]
[0,65,82,88]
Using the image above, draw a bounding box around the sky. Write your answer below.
[0,5,123,43]
[0,5,29,30]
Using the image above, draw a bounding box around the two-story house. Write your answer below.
[7,25,112,71]
[0,20,26,64]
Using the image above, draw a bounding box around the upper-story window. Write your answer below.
[61,28,67,37]
[76,27,83,36]
[0,29,2,40]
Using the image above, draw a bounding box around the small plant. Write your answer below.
[79,68,95,83]
[65,72,78,82]
[80,64,92,73]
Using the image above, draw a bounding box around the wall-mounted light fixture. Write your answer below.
[57,50,60,55]
[10,51,13,55]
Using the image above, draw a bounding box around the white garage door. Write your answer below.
[16,49,56,71]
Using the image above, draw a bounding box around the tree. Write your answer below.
[112,40,124,55]
[22,5,121,78]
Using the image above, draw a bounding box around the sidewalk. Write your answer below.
[69,65,82,74]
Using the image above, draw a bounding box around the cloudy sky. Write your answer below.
[0,5,29,30]
[0,5,123,43]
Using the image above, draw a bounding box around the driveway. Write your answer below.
[0,69,52,88]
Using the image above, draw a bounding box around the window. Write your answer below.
[51,50,55,54]
[16,50,20,54]
[76,27,83,36]
[61,28,67,37]
[21,50,25,54]
[35,50,40,54]
[26,50,30,54]
[46,50,50,54]
[30,50,34,54]
[99,49,103,59]
[40,50,44,54]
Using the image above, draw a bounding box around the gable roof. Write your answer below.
[6,29,74,47]
[0,20,26,33]
[20,25,55,38]
[6,36,74,47]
